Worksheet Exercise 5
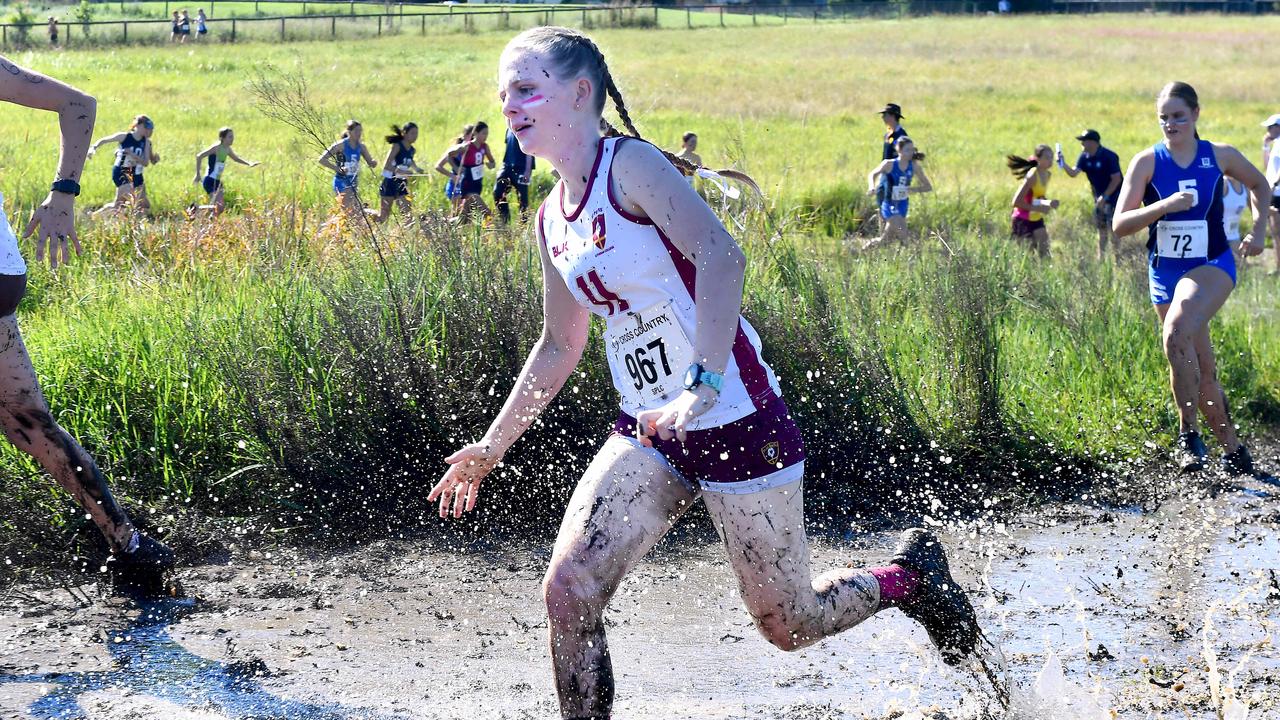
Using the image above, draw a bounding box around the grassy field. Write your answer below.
[3,15,1280,562]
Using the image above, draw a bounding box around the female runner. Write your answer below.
[192,127,260,217]
[0,56,172,578]
[88,115,153,216]
[1007,144,1059,259]
[375,122,424,224]
[1113,82,1267,475]
[865,135,932,248]
[429,27,982,718]
[318,120,376,219]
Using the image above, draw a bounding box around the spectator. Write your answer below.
[1058,129,1123,259]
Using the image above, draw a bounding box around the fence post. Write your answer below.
[814,7,818,21]
[783,6,788,22]
[2,25,6,46]
[752,7,756,24]
[280,16,285,40]
[231,18,235,40]
[165,0,170,15]
[377,14,382,34]
[582,7,587,24]
[122,20,127,42]
[654,4,659,24]
[720,6,724,25]
[254,0,259,13]
[350,0,354,15]
[686,7,691,27]
[420,12,424,34]
[303,1,307,14]
[331,15,336,35]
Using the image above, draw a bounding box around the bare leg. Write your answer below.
[543,436,698,719]
[1190,322,1242,453]
[1154,265,1234,435]
[1032,227,1050,260]
[375,196,393,224]
[1271,207,1280,273]
[702,479,881,651]
[0,315,135,551]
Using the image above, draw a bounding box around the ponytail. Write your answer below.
[1006,144,1050,178]
[386,122,416,145]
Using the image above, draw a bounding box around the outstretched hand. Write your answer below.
[428,443,503,518]
[23,192,81,270]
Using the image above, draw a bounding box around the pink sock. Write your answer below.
[869,564,920,607]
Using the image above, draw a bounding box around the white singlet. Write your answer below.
[1222,179,1248,244]
[539,137,782,431]
[1267,145,1280,199]
[0,193,28,276]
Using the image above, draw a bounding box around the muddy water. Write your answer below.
[1,474,1277,719]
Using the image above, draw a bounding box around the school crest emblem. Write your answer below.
[761,441,781,464]
[1200,157,1213,168]
[592,213,607,250]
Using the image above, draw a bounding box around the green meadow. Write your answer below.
[3,15,1280,561]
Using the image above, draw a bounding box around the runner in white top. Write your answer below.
[429,26,984,720]
[1221,176,1250,261]
[1263,114,1280,274]
[0,55,174,585]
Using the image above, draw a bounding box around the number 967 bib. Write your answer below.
[606,301,695,411]
[1156,219,1209,259]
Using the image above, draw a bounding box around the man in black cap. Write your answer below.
[876,104,908,206]
[879,103,908,161]
[1059,129,1122,260]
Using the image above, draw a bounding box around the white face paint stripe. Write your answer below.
[520,94,548,109]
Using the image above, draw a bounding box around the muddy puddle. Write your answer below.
[1,471,1277,719]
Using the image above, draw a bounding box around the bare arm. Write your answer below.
[89,131,127,157]
[434,145,462,178]
[317,141,342,174]
[228,148,257,167]
[379,145,396,173]
[483,143,495,169]
[0,55,97,269]
[867,159,891,194]
[1215,142,1270,252]
[910,161,932,194]
[194,143,215,180]
[613,140,744,390]
[1011,172,1037,213]
[361,143,377,169]
[1112,150,1175,237]
[1101,171,1122,200]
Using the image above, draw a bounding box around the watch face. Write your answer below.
[684,364,700,388]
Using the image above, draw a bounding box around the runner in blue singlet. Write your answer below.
[863,136,932,248]
[318,119,377,219]
[1113,81,1269,476]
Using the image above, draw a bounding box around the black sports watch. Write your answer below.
[50,179,81,197]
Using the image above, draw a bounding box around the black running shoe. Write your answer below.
[1221,444,1255,477]
[891,528,980,666]
[1176,431,1208,473]
[107,533,175,573]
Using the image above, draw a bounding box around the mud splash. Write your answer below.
[1,473,1277,719]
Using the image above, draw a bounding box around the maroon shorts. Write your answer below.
[611,394,805,494]
[0,274,26,317]
[1011,216,1046,238]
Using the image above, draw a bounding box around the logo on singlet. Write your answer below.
[592,212,608,252]
[1200,157,1213,168]
[761,441,781,464]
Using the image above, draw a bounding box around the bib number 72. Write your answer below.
[623,338,672,391]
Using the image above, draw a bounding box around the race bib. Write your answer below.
[342,160,359,177]
[1156,220,1209,259]
[210,161,225,180]
[1225,215,1241,241]
[891,185,909,202]
[605,301,695,411]
[469,165,484,181]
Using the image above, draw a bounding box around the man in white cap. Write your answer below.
[1262,113,1280,273]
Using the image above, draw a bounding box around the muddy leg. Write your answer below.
[0,314,135,550]
[702,479,881,651]
[543,436,698,719]
[1155,266,1233,435]
[1191,324,1241,453]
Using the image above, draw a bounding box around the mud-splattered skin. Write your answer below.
[0,58,134,550]
[0,315,135,550]
[430,32,889,719]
